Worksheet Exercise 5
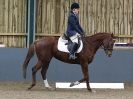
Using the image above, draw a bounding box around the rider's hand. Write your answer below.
[81,32,86,37]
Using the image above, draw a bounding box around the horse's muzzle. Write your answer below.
[107,51,112,57]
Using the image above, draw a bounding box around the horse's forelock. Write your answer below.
[110,33,118,41]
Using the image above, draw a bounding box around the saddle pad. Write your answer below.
[57,37,83,53]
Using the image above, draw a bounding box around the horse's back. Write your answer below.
[35,36,58,46]
[34,36,59,56]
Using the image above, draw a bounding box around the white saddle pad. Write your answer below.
[57,37,83,53]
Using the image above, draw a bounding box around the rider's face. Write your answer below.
[73,8,79,14]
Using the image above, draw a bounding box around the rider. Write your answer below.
[65,2,85,59]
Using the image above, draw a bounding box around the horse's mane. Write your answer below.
[84,32,112,44]
[88,32,111,38]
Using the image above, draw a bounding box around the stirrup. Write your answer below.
[69,53,77,60]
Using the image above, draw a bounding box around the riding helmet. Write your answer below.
[71,2,80,10]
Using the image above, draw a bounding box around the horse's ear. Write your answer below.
[111,33,118,40]
[111,33,114,37]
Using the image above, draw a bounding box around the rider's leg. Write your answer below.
[69,33,79,59]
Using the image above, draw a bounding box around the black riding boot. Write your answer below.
[69,42,78,60]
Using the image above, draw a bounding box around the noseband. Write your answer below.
[101,44,113,51]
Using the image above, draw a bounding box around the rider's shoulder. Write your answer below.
[69,13,76,20]
[69,11,75,16]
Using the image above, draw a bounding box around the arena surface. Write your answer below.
[0,81,133,99]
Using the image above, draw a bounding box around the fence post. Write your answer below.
[27,0,36,47]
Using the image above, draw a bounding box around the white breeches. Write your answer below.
[70,33,80,43]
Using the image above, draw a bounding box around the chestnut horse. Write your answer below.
[22,32,117,92]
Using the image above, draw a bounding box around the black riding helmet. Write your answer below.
[71,3,80,10]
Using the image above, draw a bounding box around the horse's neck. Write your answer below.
[87,35,106,51]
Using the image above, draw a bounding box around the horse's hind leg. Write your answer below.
[41,60,53,89]
[41,61,50,87]
[28,61,42,90]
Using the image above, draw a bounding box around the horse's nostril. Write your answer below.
[108,53,112,57]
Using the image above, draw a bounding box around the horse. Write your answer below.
[22,32,117,92]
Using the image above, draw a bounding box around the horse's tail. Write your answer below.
[22,43,35,79]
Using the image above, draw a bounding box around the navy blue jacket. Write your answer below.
[66,11,84,37]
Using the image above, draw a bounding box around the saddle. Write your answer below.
[57,34,83,53]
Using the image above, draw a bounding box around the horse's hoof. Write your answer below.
[27,84,35,90]
[92,90,96,93]
[88,89,96,93]
[87,88,92,92]
[70,82,74,87]
[46,87,55,91]
[27,87,32,90]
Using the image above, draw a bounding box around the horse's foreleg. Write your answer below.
[28,61,42,90]
[70,78,85,87]
[81,63,91,91]
[70,64,89,87]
